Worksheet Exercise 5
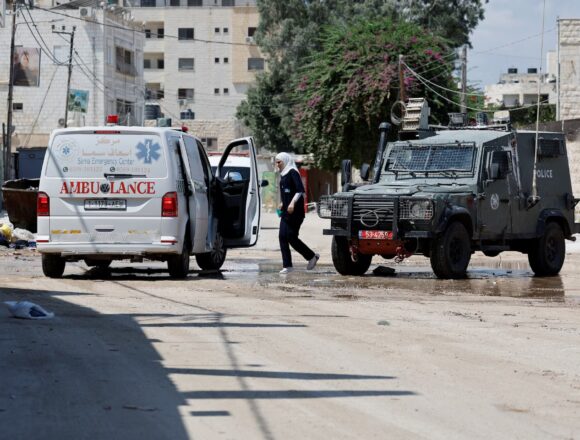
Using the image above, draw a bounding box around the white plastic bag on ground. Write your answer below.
[4,301,54,319]
[11,228,35,243]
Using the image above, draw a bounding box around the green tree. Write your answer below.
[237,0,488,154]
[291,18,455,169]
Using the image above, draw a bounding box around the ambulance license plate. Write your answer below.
[84,199,126,211]
[358,230,393,240]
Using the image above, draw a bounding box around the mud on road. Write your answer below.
[0,235,580,438]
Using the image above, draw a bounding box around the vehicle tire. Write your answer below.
[331,236,372,276]
[196,231,227,270]
[430,221,471,279]
[167,239,191,279]
[528,221,565,276]
[42,254,66,278]
[85,259,112,270]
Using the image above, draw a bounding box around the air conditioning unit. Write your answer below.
[178,99,187,106]
[245,36,254,43]
[79,7,95,19]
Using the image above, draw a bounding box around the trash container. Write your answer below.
[1,178,40,233]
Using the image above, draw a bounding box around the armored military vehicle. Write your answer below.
[318,103,580,279]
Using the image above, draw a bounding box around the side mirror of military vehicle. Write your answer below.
[360,163,371,181]
[341,159,352,191]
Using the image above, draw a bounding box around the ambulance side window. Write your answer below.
[183,136,204,183]
[196,140,211,189]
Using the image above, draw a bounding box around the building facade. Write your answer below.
[558,18,580,121]
[129,0,264,150]
[484,66,556,108]
[0,2,145,157]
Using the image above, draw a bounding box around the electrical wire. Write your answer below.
[403,61,486,97]
[22,65,60,146]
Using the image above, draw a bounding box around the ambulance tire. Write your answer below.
[331,236,372,276]
[430,221,471,279]
[528,221,565,276]
[42,254,66,278]
[196,231,227,271]
[168,239,191,279]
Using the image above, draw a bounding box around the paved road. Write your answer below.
[0,213,579,439]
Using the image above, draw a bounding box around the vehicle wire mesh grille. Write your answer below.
[318,195,350,219]
[388,144,474,172]
[398,199,434,220]
[352,196,395,229]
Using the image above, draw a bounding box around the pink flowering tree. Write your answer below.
[291,18,455,169]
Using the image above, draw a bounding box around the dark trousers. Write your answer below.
[279,217,315,268]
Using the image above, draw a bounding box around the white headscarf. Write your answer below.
[275,152,299,176]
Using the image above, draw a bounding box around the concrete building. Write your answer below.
[558,18,580,121]
[129,0,264,150]
[484,65,556,108]
[0,1,144,176]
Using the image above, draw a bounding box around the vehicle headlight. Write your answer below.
[401,199,433,220]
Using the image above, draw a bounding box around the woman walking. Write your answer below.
[275,152,319,274]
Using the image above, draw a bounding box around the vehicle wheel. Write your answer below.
[331,236,372,276]
[196,231,227,270]
[430,221,471,279]
[167,239,191,279]
[42,254,66,278]
[528,222,565,276]
[85,259,111,270]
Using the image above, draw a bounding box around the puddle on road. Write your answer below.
[221,259,578,303]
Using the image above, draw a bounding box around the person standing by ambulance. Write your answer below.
[275,152,319,274]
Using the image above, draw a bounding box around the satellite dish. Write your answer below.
[58,118,65,127]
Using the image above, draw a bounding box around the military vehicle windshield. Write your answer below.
[384,142,476,177]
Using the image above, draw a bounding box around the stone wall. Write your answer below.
[559,19,580,121]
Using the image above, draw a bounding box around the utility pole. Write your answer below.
[5,0,18,181]
[460,45,467,114]
[398,54,406,103]
[53,25,75,128]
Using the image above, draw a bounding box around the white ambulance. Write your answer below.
[36,123,261,278]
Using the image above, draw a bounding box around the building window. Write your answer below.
[178,88,194,100]
[214,88,220,95]
[169,0,179,5]
[214,57,220,64]
[157,59,164,69]
[180,109,195,120]
[144,59,151,69]
[187,0,202,5]
[157,28,164,38]
[223,88,229,95]
[178,58,194,70]
[223,27,229,34]
[145,29,151,38]
[222,0,235,5]
[140,0,156,6]
[201,137,218,149]
[223,57,229,64]
[178,28,194,40]
[13,103,23,111]
[247,27,256,37]
[247,57,264,71]
[116,46,136,76]
[214,27,220,34]
[116,100,135,125]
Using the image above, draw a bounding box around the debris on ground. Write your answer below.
[373,266,396,277]
[4,301,54,319]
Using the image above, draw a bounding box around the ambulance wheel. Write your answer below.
[196,232,227,270]
[430,221,471,279]
[168,240,191,279]
[42,254,66,278]
[528,221,565,276]
[331,236,371,276]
